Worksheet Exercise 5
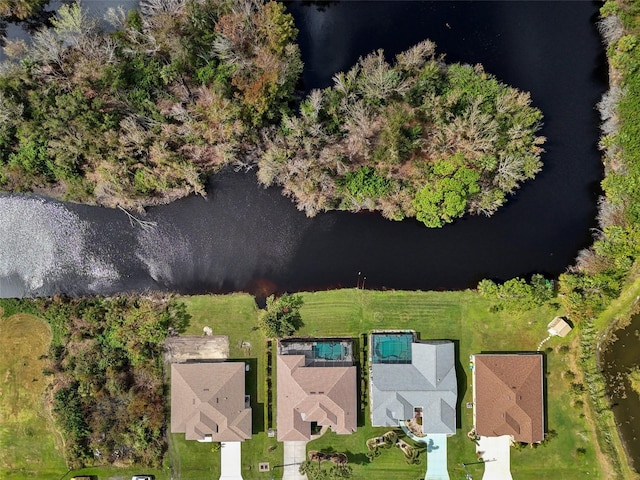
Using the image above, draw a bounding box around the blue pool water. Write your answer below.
[372,333,413,364]
[313,342,347,361]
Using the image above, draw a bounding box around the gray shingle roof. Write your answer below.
[371,341,457,434]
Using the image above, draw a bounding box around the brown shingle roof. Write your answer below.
[171,362,251,442]
[473,354,544,443]
[276,354,357,441]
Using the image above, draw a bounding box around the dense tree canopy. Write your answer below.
[41,296,190,468]
[258,41,545,226]
[0,1,544,226]
[0,0,301,209]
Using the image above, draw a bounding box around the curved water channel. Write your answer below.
[0,1,606,298]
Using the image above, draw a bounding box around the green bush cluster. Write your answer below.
[477,274,554,313]
[0,0,301,209]
[259,42,544,225]
[258,293,304,338]
[39,296,190,468]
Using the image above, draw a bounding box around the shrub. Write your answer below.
[258,293,304,338]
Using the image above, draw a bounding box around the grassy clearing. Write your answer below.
[177,294,281,478]
[179,290,603,479]
[0,313,66,480]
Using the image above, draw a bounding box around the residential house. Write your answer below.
[170,362,252,442]
[276,338,357,441]
[471,353,544,444]
[369,333,458,435]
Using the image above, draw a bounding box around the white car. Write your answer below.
[131,476,153,480]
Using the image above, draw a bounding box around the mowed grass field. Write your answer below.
[0,312,65,480]
[179,290,603,480]
[0,290,605,479]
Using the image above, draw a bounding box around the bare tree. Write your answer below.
[30,28,64,67]
[596,196,625,229]
[118,205,158,232]
[494,155,527,193]
[358,50,409,101]
[395,39,436,72]
[597,86,623,136]
[597,14,623,46]
[139,0,186,20]
[104,5,127,29]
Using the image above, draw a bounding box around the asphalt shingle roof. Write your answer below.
[371,341,457,434]
[170,362,251,442]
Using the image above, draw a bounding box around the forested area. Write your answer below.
[259,41,545,226]
[0,0,47,20]
[0,296,190,468]
[0,0,301,209]
[0,0,544,225]
[559,0,640,319]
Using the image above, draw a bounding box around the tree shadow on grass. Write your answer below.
[345,451,370,465]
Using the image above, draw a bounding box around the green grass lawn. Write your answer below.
[0,313,66,480]
[0,290,606,479]
[178,289,603,479]
[176,294,281,479]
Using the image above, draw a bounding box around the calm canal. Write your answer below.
[0,1,606,297]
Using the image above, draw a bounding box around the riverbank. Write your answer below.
[556,1,640,476]
[593,267,640,478]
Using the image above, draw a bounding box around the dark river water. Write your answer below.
[601,314,640,472]
[0,1,606,298]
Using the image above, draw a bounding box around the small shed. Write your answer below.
[547,317,572,337]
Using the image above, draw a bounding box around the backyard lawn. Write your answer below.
[179,289,603,479]
[177,294,282,479]
[0,290,605,479]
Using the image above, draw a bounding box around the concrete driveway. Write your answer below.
[476,435,513,480]
[425,433,450,480]
[220,441,243,480]
[282,441,308,480]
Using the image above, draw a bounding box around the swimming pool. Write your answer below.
[371,333,413,364]
[312,341,349,361]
